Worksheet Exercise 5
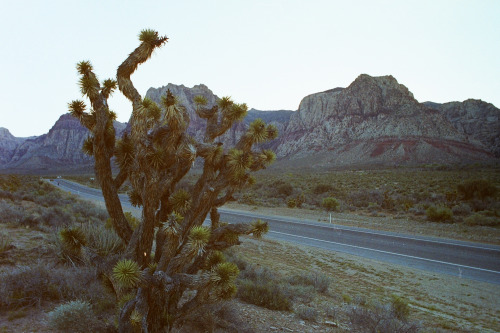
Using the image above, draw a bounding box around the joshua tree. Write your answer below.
[68,29,276,332]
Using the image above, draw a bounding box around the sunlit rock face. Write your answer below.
[275,74,496,167]
[424,99,500,157]
[145,84,292,148]
[1,77,498,171]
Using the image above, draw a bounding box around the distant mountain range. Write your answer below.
[1,74,498,171]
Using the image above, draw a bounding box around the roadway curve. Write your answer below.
[51,178,500,285]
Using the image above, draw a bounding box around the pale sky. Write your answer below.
[1,0,499,137]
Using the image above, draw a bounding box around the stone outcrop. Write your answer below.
[145,84,292,147]
[1,77,498,171]
[2,114,127,171]
[276,74,495,167]
[0,128,28,165]
[424,99,500,157]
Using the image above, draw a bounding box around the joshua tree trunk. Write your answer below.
[69,29,276,332]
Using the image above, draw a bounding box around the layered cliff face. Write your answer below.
[6,114,93,169]
[0,128,28,165]
[276,74,494,166]
[1,76,497,171]
[2,115,127,170]
[145,84,292,147]
[424,99,500,157]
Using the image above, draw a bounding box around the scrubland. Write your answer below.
[1,172,498,332]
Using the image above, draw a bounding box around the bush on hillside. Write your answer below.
[426,205,453,222]
[322,197,340,212]
[457,179,497,200]
[48,300,105,333]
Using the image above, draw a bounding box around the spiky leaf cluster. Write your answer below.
[130,310,142,327]
[128,189,143,207]
[162,212,183,236]
[251,219,269,238]
[68,100,86,119]
[115,135,135,169]
[169,189,191,214]
[211,262,239,286]
[82,136,94,156]
[113,259,141,288]
[205,251,225,269]
[188,226,211,255]
[194,95,207,106]
[139,29,167,47]
[59,227,87,253]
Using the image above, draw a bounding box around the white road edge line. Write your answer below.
[221,209,500,252]
[268,230,500,275]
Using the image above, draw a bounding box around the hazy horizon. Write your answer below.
[1,0,499,137]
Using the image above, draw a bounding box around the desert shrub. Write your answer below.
[0,232,13,254]
[391,295,410,321]
[322,197,340,212]
[238,193,258,205]
[288,271,331,293]
[72,201,109,222]
[20,213,44,228]
[34,191,72,207]
[408,205,425,216]
[457,179,497,200]
[468,198,496,212]
[464,212,500,227]
[0,264,98,309]
[238,265,277,287]
[451,203,472,216]
[426,206,453,222]
[313,184,333,195]
[40,206,74,227]
[348,303,420,333]
[175,301,253,333]
[236,263,292,311]
[283,284,316,303]
[295,305,319,322]
[275,182,294,197]
[287,198,297,208]
[237,279,292,311]
[347,190,384,208]
[381,191,396,210]
[82,222,125,257]
[0,200,28,223]
[324,304,339,320]
[47,300,105,333]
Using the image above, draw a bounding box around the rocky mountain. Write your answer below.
[145,84,292,147]
[0,85,291,171]
[1,76,498,171]
[1,114,126,171]
[424,99,500,157]
[275,74,497,167]
[0,128,29,165]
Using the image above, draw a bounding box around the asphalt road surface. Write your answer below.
[51,178,500,285]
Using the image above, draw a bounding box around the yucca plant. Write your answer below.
[69,29,275,332]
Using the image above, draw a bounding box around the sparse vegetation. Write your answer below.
[47,300,105,333]
[457,179,497,200]
[1,174,498,331]
[322,196,341,212]
[295,305,319,322]
[347,302,420,333]
[426,205,453,222]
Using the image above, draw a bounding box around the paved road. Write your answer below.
[51,178,500,284]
